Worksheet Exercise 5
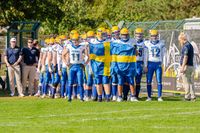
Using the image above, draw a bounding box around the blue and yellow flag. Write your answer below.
[89,41,136,77]
[89,42,111,76]
[110,43,136,77]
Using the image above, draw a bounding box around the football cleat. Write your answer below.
[146,97,152,101]
[158,97,163,102]
[117,97,123,102]
[130,97,139,102]
[112,96,117,101]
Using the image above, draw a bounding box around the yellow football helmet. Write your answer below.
[106,29,111,35]
[81,33,87,40]
[59,35,67,40]
[135,28,144,34]
[96,27,107,40]
[120,28,129,35]
[149,29,159,42]
[71,33,79,40]
[111,26,120,39]
[111,26,119,33]
[149,29,158,36]
[120,28,129,41]
[55,36,61,43]
[70,30,78,39]
[135,28,144,41]
[44,38,50,44]
[49,38,55,44]
[87,31,95,38]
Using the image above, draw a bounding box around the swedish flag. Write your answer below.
[89,41,136,77]
[110,43,136,77]
[89,42,111,76]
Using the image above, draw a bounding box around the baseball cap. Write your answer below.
[10,38,16,42]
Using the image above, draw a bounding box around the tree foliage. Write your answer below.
[1,0,200,34]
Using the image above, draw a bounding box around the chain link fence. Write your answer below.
[128,19,200,95]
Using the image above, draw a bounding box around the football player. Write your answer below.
[64,33,89,102]
[144,29,166,101]
[117,28,138,102]
[134,28,145,100]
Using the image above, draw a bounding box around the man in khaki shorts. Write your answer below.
[21,38,40,96]
[4,37,24,97]
[178,32,196,101]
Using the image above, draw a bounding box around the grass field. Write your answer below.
[0,93,199,133]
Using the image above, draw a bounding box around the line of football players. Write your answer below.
[35,26,165,102]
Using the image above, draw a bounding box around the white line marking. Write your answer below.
[27,107,200,119]
[0,111,199,128]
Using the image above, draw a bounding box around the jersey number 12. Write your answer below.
[151,47,160,57]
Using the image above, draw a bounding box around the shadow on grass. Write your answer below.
[138,96,184,101]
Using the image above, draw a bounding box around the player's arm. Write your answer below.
[62,47,69,66]
[84,43,89,65]
[57,49,62,75]
[47,48,53,72]
[37,52,43,72]
[40,51,47,73]
[143,45,149,73]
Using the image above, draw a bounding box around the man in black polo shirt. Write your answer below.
[21,38,40,96]
[179,32,196,101]
[4,38,24,97]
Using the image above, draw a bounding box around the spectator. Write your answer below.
[33,39,40,49]
[179,32,196,101]
[33,39,40,96]
[21,38,40,96]
[0,54,5,90]
[4,37,24,97]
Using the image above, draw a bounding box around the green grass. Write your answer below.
[0,95,199,133]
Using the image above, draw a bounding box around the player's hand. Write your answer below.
[144,67,148,73]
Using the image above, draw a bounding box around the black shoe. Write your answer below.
[51,95,55,99]
[93,97,97,101]
[123,96,127,101]
[80,99,84,102]
[184,98,190,101]
[98,98,102,102]
[1,82,5,90]
[68,99,72,102]
[106,98,110,102]
[0,77,5,90]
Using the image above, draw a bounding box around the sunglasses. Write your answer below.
[28,41,33,43]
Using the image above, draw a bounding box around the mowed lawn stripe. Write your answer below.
[0,97,199,133]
